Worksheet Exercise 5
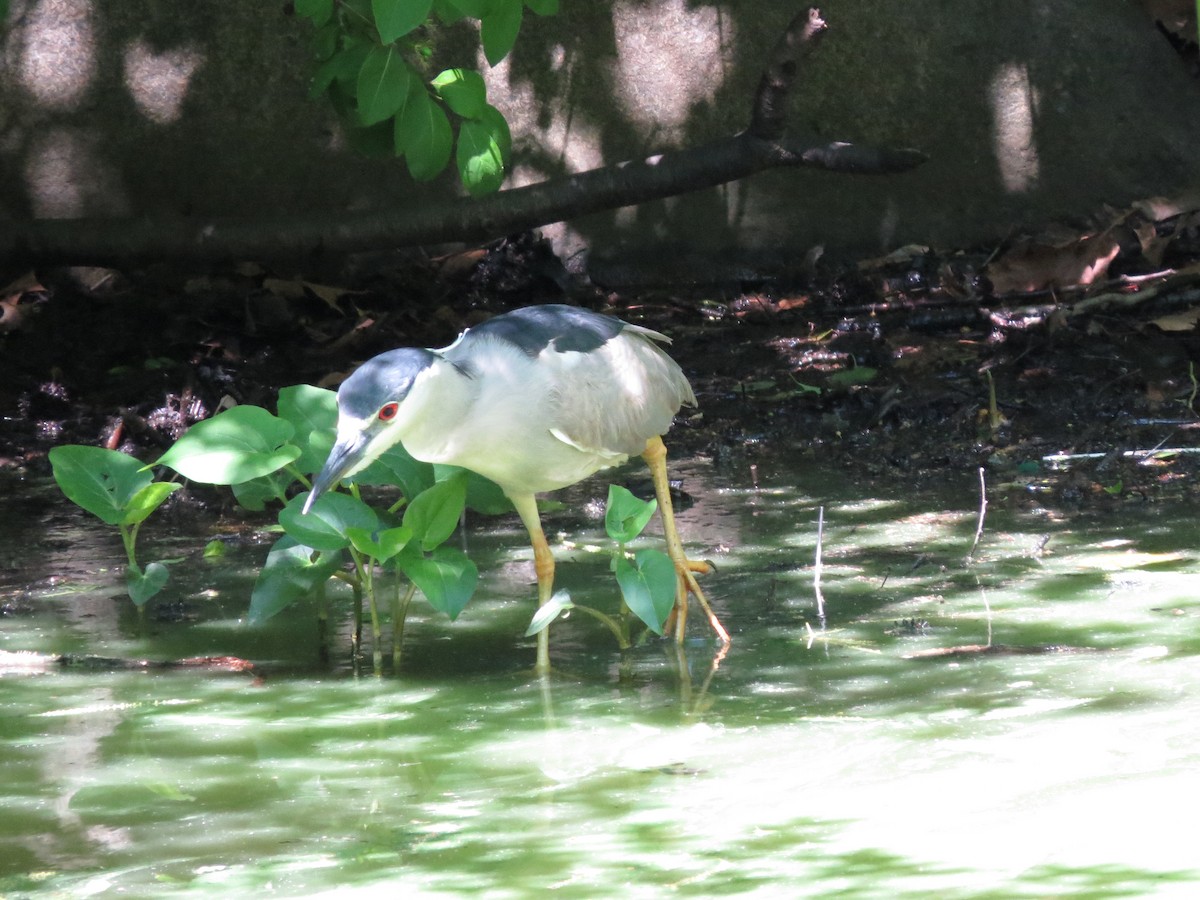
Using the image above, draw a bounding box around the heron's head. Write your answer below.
[303,349,436,514]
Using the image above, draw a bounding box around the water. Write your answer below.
[2,459,1198,897]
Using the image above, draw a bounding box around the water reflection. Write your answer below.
[1,461,1198,895]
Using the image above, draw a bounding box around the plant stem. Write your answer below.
[571,604,630,650]
[391,581,418,671]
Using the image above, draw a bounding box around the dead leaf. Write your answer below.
[1132,216,1169,268]
[262,277,356,313]
[1151,308,1200,332]
[437,249,487,278]
[303,281,357,312]
[262,277,307,300]
[0,271,44,296]
[987,232,1121,294]
[857,244,930,272]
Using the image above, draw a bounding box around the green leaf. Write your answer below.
[402,471,467,551]
[311,21,341,61]
[203,539,226,560]
[276,384,337,476]
[457,117,506,194]
[524,589,573,636]
[231,470,293,511]
[397,88,452,180]
[480,0,522,66]
[357,44,413,125]
[127,562,170,607]
[122,481,182,527]
[310,44,371,99]
[282,492,380,552]
[373,0,433,43]
[480,102,511,158]
[431,67,487,119]
[347,524,413,562]
[604,484,657,544]
[296,0,335,25]
[397,544,478,619]
[614,549,676,635]
[434,465,512,514]
[432,0,466,24]
[524,0,557,14]
[50,445,154,526]
[249,537,344,623]
[439,0,494,17]
[356,441,436,501]
[154,406,299,485]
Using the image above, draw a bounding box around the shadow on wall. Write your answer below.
[2,0,1198,276]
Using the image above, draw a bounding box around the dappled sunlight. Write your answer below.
[3,464,1200,894]
[609,0,733,142]
[22,126,127,217]
[14,0,96,109]
[989,61,1041,193]
[122,39,205,125]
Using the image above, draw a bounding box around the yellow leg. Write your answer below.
[642,436,730,645]
[510,492,554,673]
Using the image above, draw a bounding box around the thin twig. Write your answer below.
[966,467,987,563]
[814,505,826,623]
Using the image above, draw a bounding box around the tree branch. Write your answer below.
[2,7,925,267]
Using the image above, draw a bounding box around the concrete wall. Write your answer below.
[3,1,1199,282]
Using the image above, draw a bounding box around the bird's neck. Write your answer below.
[392,356,477,464]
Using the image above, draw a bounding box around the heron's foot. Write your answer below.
[669,558,729,645]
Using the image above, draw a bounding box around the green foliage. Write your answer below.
[51,372,682,660]
[604,486,676,636]
[50,387,479,639]
[525,483,677,643]
[295,0,558,193]
[249,536,343,624]
[49,445,182,606]
[402,470,467,550]
[395,543,478,619]
[605,483,657,544]
[50,445,170,526]
[155,405,299,484]
[612,549,676,637]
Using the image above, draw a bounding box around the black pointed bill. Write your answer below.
[303,430,370,514]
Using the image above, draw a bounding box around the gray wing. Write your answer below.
[543,323,696,457]
[442,306,695,458]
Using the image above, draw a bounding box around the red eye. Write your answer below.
[378,402,399,422]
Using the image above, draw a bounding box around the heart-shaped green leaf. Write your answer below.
[249,537,344,623]
[397,544,478,619]
[127,561,170,607]
[282,492,380,552]
[614,549,676,635]
[277,384,337,476]
[122,481,182,527]
[155,406,298,485]
[347,524,413,562]
[403,471,467,550]
[604,484,657,543]
[50,446,154,525]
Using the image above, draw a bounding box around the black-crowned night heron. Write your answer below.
[303,304,728,670]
